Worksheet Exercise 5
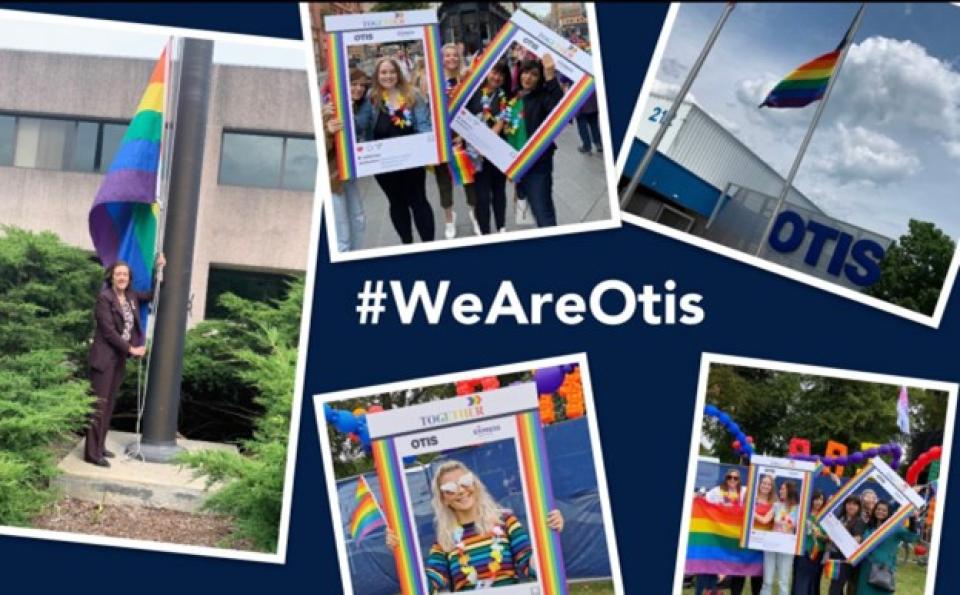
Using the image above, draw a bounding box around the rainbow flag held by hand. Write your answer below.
[89,42,169,331]
[685,497,763,576]
[449,145,476,185]
[349,475,386,542]
[823,559,844,580]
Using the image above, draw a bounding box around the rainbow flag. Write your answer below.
[760,10,860,109]
[450,145,476,185]
[823,559,843,581]
[89,42,168,330]
[685,498,763,576]
[349,475,385,542]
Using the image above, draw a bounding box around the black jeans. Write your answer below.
[474,160,507,234]
[793,555,822,595]
[374,166,434,244]
[517,155,556,227]
[576,111,602,150]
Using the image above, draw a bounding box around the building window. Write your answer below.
[205,265,299,320]
[656,204,696,233]
[0,112,128,172]
[219,131,317,191]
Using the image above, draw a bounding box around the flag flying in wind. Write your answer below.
[349,475,386,542]
[897,386,911,434]
[760,7,861,109]
[88,43,169,329]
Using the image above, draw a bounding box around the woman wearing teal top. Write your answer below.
[856,501,919,595]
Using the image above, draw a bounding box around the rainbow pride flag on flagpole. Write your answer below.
[685,498,763,576]
[760,7,862,109]
[89,42,169,331]
[349,475,386,543]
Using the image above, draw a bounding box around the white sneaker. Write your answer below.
[469,210,481,236]
[499,227,507,233]
[444,212,457,239]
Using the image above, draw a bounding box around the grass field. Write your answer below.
[570,579,617,594]
[679,560,928,594]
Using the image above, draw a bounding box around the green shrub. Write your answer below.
[179,281,303,552]
[0,350,93,525]
[0,227,99,525]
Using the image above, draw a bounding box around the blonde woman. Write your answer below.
[366,57,434,244]
[387,460,563,592]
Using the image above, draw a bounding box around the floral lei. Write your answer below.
[381,91,412,129]
[480,87,506,123]
[453,524,506,587]
[498,97,523,135]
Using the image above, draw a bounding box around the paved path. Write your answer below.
[354,124,611,249]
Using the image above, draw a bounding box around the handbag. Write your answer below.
[515,197,536,226]
[867,562,896,592]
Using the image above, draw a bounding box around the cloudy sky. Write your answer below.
[651,2,960,240]
[0,10,306,69]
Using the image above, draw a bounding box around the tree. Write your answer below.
[867,219,955,316]
[370,2,430,11]
[702,365,944,476]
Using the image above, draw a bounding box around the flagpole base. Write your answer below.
[124,439,185,463]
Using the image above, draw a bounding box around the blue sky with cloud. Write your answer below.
[652,2,960,240]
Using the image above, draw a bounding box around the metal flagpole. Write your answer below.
[755,3,866,256]
[620,2,735,211]
[135,38,214,463]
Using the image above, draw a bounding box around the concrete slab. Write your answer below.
[53,431,238,513]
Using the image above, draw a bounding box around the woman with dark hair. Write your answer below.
[495,53,563,228]
[466,60,511,234]
[792,490,827,595]
[367,56,434,244]
[85,253,165,467]
[826,495,866,595]
[855,501,920,594]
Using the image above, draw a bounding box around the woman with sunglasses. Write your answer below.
[696,469,761,595]
[387,460,563,592]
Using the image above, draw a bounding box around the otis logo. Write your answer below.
[767,210,886,287]
[409,434,439,450]
[419,395,484,427]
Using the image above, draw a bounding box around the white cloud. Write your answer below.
[812,123,921,184]
[650,79,697,106]
[944,141,960,160]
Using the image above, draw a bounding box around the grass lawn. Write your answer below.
[678,560,929,594]
[570,579,617,594]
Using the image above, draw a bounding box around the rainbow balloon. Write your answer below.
[372,440,427,595]
[506,76,595,181]
[88,43,168,329]
[516,410,568,595]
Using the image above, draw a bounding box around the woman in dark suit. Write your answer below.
[85,254,164,467]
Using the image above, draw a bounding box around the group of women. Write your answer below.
[696,469,923,595]
[324,42,565,252]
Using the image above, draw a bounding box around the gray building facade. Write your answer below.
[0,49,317,325]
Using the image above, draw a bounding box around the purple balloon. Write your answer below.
[561,364,576,374]
[865,448,879,457]
[822,457,835,466]
[534,367,565,394]
[879,444,892,455]
[850,453,865,464]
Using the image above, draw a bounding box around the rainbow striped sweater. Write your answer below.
[425,513,534,592]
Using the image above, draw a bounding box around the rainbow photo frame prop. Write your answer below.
[447,11,596,182]
[324,9,452,180]
[740,455,818,555]
[816,457,924,564]
[366,382,569,595]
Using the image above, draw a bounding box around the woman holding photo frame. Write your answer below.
[366,56,435,244]
[386,460,564,592]
[467,61,511,235]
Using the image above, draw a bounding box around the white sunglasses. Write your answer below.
[439,473,476,495]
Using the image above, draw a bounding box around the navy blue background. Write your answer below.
[1,3,957,593]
